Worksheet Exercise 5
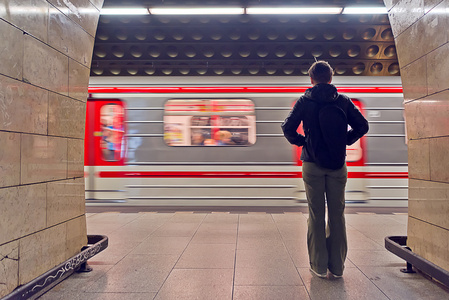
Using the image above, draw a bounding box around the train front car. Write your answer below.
[85,76,407,208]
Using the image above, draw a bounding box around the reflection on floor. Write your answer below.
[39,211,448,300]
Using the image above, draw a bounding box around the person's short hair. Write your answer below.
[308,61,334,84]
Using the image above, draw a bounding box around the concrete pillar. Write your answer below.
[385,0,449,271]
[0,0,103,297]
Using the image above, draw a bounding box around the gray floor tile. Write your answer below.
[86,213,140,224]
[237,235,285,250]
[298,267,390,300]
[129,236,191,255]
[358,266,449,300]
[169,212,206,223]
[236,248,294,269]
[282,239,312,268]
[237,222,280,237]
[239,214,274,224]
[88,241,140,265]
[233,285,310,300]
[271,212,307,224]
[346,228,385,250]
[276,224,308,240]
[202,213,239,224]
[87,223,128,235]
[39,213,449,300]
[234,265,302,286]
[176,243,236,269]
[85,254,179,293]
[39,291,157,300]
[190,229,237,244]
[347,249,405,267]
[151,222,200,237]
[155,269,233,300]
[197,222,238,231]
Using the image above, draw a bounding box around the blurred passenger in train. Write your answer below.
[214,130,234,145]
[281,61,368,279]
[101,120,115,161]
[191,131,206,146]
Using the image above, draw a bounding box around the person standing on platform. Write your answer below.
[281,61,368,278]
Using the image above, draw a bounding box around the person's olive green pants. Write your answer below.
[302,161,348,276]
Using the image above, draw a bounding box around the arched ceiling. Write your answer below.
[92,0,398,77]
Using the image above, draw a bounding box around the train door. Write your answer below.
[85,99,126,201]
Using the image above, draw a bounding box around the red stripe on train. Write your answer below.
[88,86,403,94]
[97,171,408,179]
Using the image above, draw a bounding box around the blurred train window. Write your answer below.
[164,99,256,146]
[100,104,125,161]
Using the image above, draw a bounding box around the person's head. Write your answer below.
[308,60,334,85]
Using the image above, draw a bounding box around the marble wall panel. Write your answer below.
[424,0,446,14]
[0,0,49,43]
[19,223,67,285]
[389,0,425,37]
[384,0,402,11]
[69,58,90,102]
[48,0,100,37]
[47,178,85,227]
[429,136,449,182]
[21,134,68,184]
[426,42,449,95]
[0,184,46,245]
[0,20,23,80]
[0,77,48,135]
[91,0,105,10]
[23,35,69,96]
[48,92,85,139]
[401,58,427,102]
[409,179,449,229]
[66,216,87,257]
[407,139,430,180]
[68,138,85,178]
[407,216,449,271]
[396,2,447,68]
[405,90,449,139]
[0,132,20,187]
[0,240,19,298]
[48,6,95,67]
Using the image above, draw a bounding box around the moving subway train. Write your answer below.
[85,76,408,207]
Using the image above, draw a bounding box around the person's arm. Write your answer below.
[346,100,369,146]
[281,99,306,146]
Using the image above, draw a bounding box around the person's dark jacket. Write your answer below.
[281,83,369,164]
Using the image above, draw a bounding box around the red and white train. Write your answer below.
[84,76,408,207]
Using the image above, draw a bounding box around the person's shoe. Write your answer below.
[309,268,327,278]
[328,270,343,278]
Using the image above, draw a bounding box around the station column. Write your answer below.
[0,0,103,297]
[385,0,449,271]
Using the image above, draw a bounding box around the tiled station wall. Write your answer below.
[0,0,103,297]
[386,0,449,271]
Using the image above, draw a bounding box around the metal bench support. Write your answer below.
[2,235,108,300]
[385,236,449,287]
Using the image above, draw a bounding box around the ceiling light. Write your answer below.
[149,7,244,15]
[246,7,343,14]
[101,8,149,15]
[342,7,388,14]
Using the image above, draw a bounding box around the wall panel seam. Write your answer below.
[0,214,86,248]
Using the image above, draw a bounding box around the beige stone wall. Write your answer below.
[385,0,449,271]
[0,0,103,297]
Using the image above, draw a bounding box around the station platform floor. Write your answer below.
[39,209,449,300]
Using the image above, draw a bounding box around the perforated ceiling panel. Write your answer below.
[92,0,398,76]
